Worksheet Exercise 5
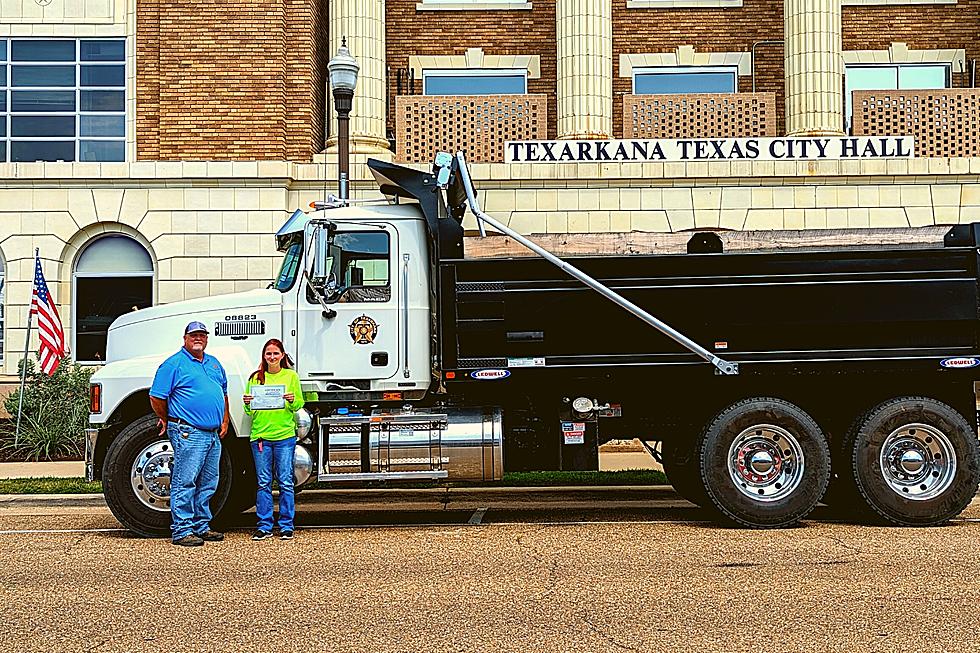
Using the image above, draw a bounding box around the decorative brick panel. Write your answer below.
[852,89,980,158]
[395,94,548,163]
[623,93,777,139]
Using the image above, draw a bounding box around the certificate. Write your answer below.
[250,385,286,410]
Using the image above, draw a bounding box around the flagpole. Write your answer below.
[15,248,39,445]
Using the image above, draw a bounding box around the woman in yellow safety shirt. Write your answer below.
[243,338,304,541]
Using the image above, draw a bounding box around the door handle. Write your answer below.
[322,308,337,319]
[402,253,410,378]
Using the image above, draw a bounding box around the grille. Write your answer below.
[458,358,508,369]
[214,320,266,337]
[456,281,505,293]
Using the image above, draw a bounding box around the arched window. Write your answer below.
[73,235,153,363]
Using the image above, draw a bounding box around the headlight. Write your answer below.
[571,397,595,414]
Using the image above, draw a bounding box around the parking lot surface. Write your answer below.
[1,489,979,653]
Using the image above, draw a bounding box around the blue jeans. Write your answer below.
[168,423,221,541]
[251,437,296,532]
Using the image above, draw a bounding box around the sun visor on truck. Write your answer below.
[275,209,309,252]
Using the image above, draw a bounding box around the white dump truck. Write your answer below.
[88,153,980,535]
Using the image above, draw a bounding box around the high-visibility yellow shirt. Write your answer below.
[243,368,304,441]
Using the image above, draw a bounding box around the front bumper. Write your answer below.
[84,428,99,482]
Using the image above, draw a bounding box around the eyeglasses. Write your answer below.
[186,333,208,339]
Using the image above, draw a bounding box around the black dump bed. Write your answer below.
[439,245,980,376]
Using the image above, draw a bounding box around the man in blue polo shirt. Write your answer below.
[149,320,230,547]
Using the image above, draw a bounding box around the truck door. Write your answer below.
[294,225,400,383]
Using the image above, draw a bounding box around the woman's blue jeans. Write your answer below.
[250,436,296,532]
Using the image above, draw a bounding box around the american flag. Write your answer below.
[31,255,66,376]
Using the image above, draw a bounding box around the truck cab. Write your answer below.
[275,204,433,401]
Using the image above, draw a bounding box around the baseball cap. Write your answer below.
[184,321,209,335]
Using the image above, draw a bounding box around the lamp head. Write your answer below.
[328,37,359,92]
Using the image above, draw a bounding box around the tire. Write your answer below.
[850,397,980,526]
[103,415,233,537]
[821,410,871,516]
[661,438,707,506]
[219,437,257,515]
[699,398,831,528]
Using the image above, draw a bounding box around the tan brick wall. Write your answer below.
[136,0,327,161]
[385,0,559,142]
[612,0,785,137]
[842,0,980,90]
[130,0,980,158]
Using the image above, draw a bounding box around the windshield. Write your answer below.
[274,240,302,292]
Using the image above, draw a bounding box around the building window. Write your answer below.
[423,69,527,95]
[0,38,126,163]
[633,66,738,94]
[845,63,949,129]
[73,235,153,363]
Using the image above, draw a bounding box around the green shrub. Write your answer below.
[1,359,93,461]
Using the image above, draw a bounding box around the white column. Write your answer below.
[784,0,844,136]
[556,0,612,139]
[327,0,389,153]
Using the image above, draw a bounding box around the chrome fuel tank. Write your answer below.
[317,406,503,482]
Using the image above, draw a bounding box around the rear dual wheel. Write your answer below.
[661,438,707,506]
[848,397,979,526]
[699,398,831,528]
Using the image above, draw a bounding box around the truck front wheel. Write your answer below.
[850,397,980,526]
[699,398,830,528]
[103,415,232,537]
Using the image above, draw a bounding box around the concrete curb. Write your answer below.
[0,485,679,508]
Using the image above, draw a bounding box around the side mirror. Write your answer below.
[310,224,333,287]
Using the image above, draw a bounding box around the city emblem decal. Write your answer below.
[349,315,379,345]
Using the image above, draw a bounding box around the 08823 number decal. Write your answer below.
[224,314,258,321]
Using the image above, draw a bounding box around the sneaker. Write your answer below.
[194,530,224,542]
[172,534,204,547]
[280,530,294,541]
[251,530,273,541]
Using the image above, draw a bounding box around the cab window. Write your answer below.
[274,241,303,292]
[311,231,391,304]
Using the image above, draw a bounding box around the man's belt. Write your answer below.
[167,417,219,433]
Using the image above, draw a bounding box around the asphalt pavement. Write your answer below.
[1,488,979,652]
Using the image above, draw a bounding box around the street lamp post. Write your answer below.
[328,38,359,203]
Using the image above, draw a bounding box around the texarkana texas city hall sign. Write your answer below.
[505,137,914,163]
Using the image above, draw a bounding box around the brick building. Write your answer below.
[0,0,979,374]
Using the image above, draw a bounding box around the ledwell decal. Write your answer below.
[470,369,511,380]
[940,358,980,369]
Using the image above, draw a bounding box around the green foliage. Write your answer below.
[1,359,93,461]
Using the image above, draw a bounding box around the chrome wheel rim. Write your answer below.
[879,423,956,501]
[131,440,172,512]
[728,424,805,502]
